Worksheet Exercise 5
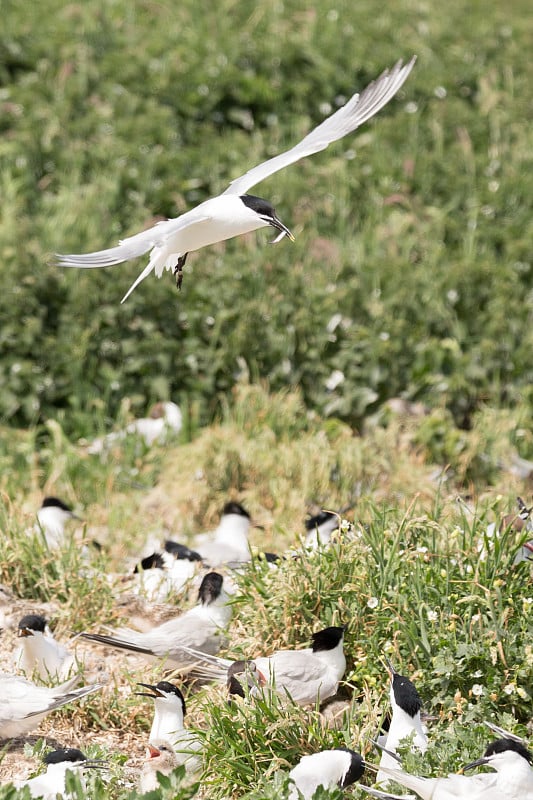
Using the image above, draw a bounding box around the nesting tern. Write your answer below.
[81,572,232,667]
[193,501,254,567]
[288,748,365,799]
[186,624,346,706]
[374,738,533,800]
[132,541,202,603]
[0,674,102,738]
[87,401,182,454]
[376,658,428,786]
[56,58,416,302]
[463,738,533,799]
[135,681,202,771]
[304,510,340,549]
[14,613,75,682]
[34,496,81,550]
[15,747,106,799]
[138,740,181,793]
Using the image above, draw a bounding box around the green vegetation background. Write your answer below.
[1,0,532,440]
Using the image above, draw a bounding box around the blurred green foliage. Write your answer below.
[0,0,532,437]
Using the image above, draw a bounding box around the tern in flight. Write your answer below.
[57,58,416,302]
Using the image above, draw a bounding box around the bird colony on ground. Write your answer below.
[2,57,532,800]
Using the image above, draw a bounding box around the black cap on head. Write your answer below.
[198,572,224,604]
[44,748,86,765]
[337,748,365,787]
[240,195,276,217]
[136,681,186,714]
[305,510,338,531]
[164,540,203,562]
[155,682,186,714]
[221,501,250,519]
[41,497,73,512]
[484,738,532,763]
[391,672,422,717]
[311,626,345,652]
[133,552,165,573]
[18,614,47,633]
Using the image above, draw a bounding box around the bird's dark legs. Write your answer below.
[173,253,188,290]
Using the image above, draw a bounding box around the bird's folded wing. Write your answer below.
[223,56,416,197]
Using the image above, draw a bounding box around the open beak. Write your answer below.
[135,682,163,698]
[269,215,295,244]
[148,745,161,759]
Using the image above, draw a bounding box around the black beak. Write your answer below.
[268,214,295,243]
[462,756,489,771]
[383,656,397,678]
[83,759,108,770]
[135,682,163,698]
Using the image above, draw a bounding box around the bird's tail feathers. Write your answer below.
[81,632,154,656]
[120,246,168,303]
[174,645,231,681]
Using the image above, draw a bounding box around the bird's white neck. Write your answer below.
[151,699,185,743]
[214,514,251,552]
[313,640,346,682]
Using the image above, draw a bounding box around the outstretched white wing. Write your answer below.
[223,56,416,197]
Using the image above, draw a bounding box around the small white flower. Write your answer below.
[517,687,530,700]
[426,610,438,622]
[473,669,483,678]
[472,683,484,697]
[367,597,379,609]
[325,369,345,391]
[503,684,515,695]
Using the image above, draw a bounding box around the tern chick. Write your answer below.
[0,674,102,739]
[81,572,232,667]
[138,740,180,793]
[57,58,416,302]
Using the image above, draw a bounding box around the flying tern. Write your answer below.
[135,681,202,771]
[81,572,232,667]
[0,674,102,738]
[288,748,365,800]
[14,613,76,682]
[376,658,428,786]
[185,624,346,706]
[56,58,416,302]
[138,740,181,793]
[15,747,106,799]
